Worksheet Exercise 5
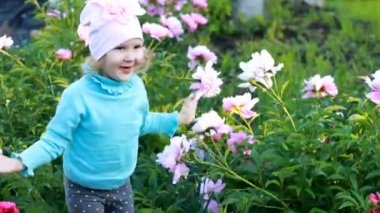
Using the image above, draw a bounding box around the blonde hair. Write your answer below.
[85,48,154,75]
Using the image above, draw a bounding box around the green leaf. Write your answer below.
[265,179,281,188]
[327,174,345,180]
[324,105,347,112]
[351,190,366,208]
[327,185,346,192]
[338,201,355,209]
[52,78,69,88]
[346,96,362,103]
[251,148,261,167]
[287,185,302,197]
[305,188,316,199]
[280,81,290,98]
[336,192,359,207]
[348,114,368,123]
[365,170,380,179]
[348,175,358,190]
[309,208,328,213]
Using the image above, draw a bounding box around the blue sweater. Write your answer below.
[14,64,179,190]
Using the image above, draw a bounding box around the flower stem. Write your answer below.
[0,50,29,70]
[251,80,296,132]
[197,139,287,208]
[196,159,288,209]
[269,88,296,132]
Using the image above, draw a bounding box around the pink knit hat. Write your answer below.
[78,0,146,60]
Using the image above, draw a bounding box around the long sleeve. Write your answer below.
[140,110,179,137]
[12,84,84,176]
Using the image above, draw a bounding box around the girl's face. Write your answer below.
[99,38,145,81]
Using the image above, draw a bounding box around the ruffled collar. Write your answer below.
[82,63,135,95]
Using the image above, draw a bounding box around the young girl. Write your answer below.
[0,0,198,212]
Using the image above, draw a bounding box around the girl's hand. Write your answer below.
[179,93,200,125]
[0,155,25,174]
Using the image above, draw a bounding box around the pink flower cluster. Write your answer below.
[142,23,172,41]
[226,132,255,155]
[143,12,208,40]
[190,62,223,98]
[369,192,380,213]
[191,110,231,139]
[180,13,208,32]
[236,50,380,104]
[140,0,209,41]
[187,45,217,69]
[139,0,207,16]
[160,16,184,40]
[364,70,380,104]
[55,48,72,60]
[191,110,256,154]
[223,93,259,119]
[0,201,19,213]
[156,135,190,184]
[200,178,225,213]
[302,74,338,99]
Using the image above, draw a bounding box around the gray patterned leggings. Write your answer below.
[64,177,134,213]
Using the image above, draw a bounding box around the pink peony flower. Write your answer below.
[203,199,219,213]
[226,132,248,154]
[192,0,208,8]
[0,35,14,50]
[222,93,259,119]
[160,16,184,40]
[139,0,166,15]
[147,5,165,16]
[55,48,72,60]
[46,9,61,18]
[172,163,189,184]
[200,178,226,200]
[192,110,230,134]
[364,70,380,104]
[0,201,20,213]
[238,49,284,90]
[157,0,169,5]
[180,13,198,32]
[369,192,380,205]
[187,45,217,69]
[142,22,172,40]
[302,74,338,99]
[180,13,208,32]
[174,0,188,10]
[190,62,223,98]
[191,13,208,25]
[156,135,190,184]
[157,135,190,170]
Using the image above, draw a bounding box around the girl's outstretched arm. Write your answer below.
[140,93,199,137]
[0,155,24,174]
[9,82,84,176]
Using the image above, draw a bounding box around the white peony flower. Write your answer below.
[238,49,283,90]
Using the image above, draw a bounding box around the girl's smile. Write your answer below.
[99,38,145,81]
